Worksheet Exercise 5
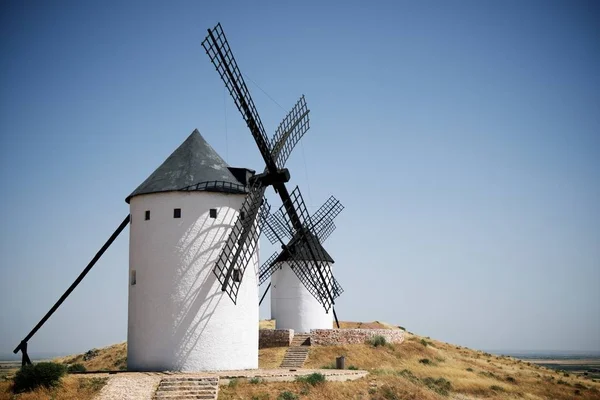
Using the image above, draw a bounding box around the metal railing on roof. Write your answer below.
[179,180,248,194]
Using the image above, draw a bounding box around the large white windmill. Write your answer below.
[125,130,260,371]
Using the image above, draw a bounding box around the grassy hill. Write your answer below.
[238,331,600,400]
[54,343,127,372]
[2,322,599,399]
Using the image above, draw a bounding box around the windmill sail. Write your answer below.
[202,23,273,166]
[258,252,281,286]
[212,182,270,303]
[270,96,310,168]
[264,209,293,245]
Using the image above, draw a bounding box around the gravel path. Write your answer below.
[95,373,162,400]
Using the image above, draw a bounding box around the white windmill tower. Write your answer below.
[126,129,260,371]
[259,198,345,333]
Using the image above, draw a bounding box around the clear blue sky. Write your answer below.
[1,0,598,357]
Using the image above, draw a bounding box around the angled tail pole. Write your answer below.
[13,215,131,363]
[259,282,271,306]
[19,341,31,367]
[333,306,340,329]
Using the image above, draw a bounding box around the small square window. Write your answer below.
[209,208,217,218]
[174,208,181,218]
[131,270,136,286]
[233,268,241,282]
[145,210,150,220]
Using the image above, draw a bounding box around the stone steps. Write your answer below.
[280,346,310,368]
[280,333,311,368]
[154,377,219,400]
[290,334,311,347]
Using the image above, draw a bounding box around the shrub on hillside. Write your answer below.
[419,358,431,365]
[295,372,325,386]
[228,378,239,388]
[423,377,451,396]
[67,363,87,373]
[368,335,387,347]
[115,356,127,371]
[379,385,399,399]
[278,391,299,400]
[83,349,99,361]
[398,369,418,383]
[13,362,66,393]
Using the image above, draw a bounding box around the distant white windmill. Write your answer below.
[259,199,344,333]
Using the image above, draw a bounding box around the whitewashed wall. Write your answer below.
[127,191,258,371]
[270,262,333,333]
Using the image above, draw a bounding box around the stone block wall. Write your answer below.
[310,329,405,346]
[259,329,294,348]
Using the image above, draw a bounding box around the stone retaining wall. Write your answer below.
[310,329,405,346]
[259,329,294,348]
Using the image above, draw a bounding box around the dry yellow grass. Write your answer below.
[0,375,106,400]
[219,374,441,400]
[55,342,126,371]
[338,320,403,330]
[259,319,276,329]
[259,347,288,369]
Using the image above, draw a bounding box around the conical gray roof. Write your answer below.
[126,129,245,203]
[274,231,334,264]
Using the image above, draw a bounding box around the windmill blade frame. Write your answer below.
[212,182,270,303]
[315,219,336,244]
[287,247,336,311]
[311,196,344,232]
[258,251,281,286]
[263,209,293,245]
[270,95,310,168]
[275,186,315,232]
[332,277,344,299]
[202,23,273,166]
